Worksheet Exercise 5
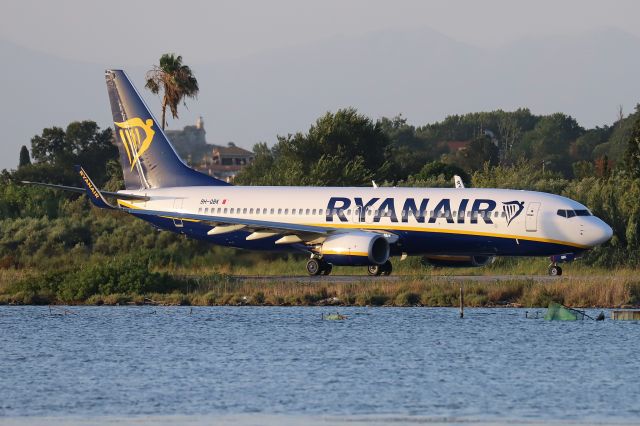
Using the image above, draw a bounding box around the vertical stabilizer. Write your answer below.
[105,69,229,189]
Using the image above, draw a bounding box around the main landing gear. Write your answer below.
[306,258,333,276]
[367,260,393,276]
[305,258,394,276]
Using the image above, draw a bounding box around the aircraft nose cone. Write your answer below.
[589,219,613,246]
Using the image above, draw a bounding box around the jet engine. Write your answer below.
[421,255,495,268]
[319,231,390,266]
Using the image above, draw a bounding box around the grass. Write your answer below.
[163,255,631,278]
[1,256,640,308]
[2,273,638,308]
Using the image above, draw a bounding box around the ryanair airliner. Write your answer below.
[25,70,613,276]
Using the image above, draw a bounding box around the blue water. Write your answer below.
[1,306,639,423]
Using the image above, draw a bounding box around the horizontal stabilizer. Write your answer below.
[20,181,149,201]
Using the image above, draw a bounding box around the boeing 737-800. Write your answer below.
[24,70,613,276]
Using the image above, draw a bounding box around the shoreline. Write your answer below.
[2,275,639,309]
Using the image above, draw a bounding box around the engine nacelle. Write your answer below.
[421,255,495,268]
[320,232,390,266]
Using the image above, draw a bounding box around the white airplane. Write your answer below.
[25,70,613,276]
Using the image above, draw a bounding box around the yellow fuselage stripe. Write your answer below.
[322,250,368,257]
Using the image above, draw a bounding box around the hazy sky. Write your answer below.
[2,0,640,65]
[2,0,640,171]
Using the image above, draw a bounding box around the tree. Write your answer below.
[145,54,199,130]
[31,126,67,163]
[519,113,584,176]
[412,161,470,185]
[450,136,499,172]
[625,113,640,179]
[235,108,392,186]
[16,121,116,186]
[18,145,31,168]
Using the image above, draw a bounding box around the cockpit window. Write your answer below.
[557,209,592,218]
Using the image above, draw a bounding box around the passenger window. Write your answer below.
[346,209,351,215]
[291,209,296,215]
[270,208,275,214]
[298,209,303,215]
[243,208,247,214]
[306,208,310,215]
[494,211,499,218]
[204,207,209,213]
[231,208,235,214]
[250,208,254,214]
[313,209,317,215]
[217,208,221,214]
[284,209,289,215]
[319,209,323,215]
[263,208,267,214]
[198,207,202,213]
[224,208,228,214]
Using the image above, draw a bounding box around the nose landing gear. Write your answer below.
[548,253,574,276]
[548,263,563,276]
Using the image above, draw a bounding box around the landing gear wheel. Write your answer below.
[381,260,393,276]
[321,263,333,276]
[367,264,383,276]
[306,259,322,276]
[548,265,563,276]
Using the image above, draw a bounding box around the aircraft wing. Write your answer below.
[121,206,334,241]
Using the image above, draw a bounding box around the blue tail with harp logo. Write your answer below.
[105,70,230,190]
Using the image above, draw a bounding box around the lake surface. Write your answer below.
[1,306,639,425]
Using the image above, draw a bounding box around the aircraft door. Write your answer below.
[525,202,540,232]
[173,199,184,228]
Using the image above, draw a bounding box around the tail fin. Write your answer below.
[105,70,230,189]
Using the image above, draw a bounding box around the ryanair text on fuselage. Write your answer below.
[325,197,524,225]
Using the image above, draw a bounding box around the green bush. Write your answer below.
[8,257,182,303]
[395,291,420,306]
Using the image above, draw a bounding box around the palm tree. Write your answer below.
[145,54,199,130]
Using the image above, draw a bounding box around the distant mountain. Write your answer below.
[1,27,639,170]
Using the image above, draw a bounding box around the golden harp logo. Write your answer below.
[115,118,155,170]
